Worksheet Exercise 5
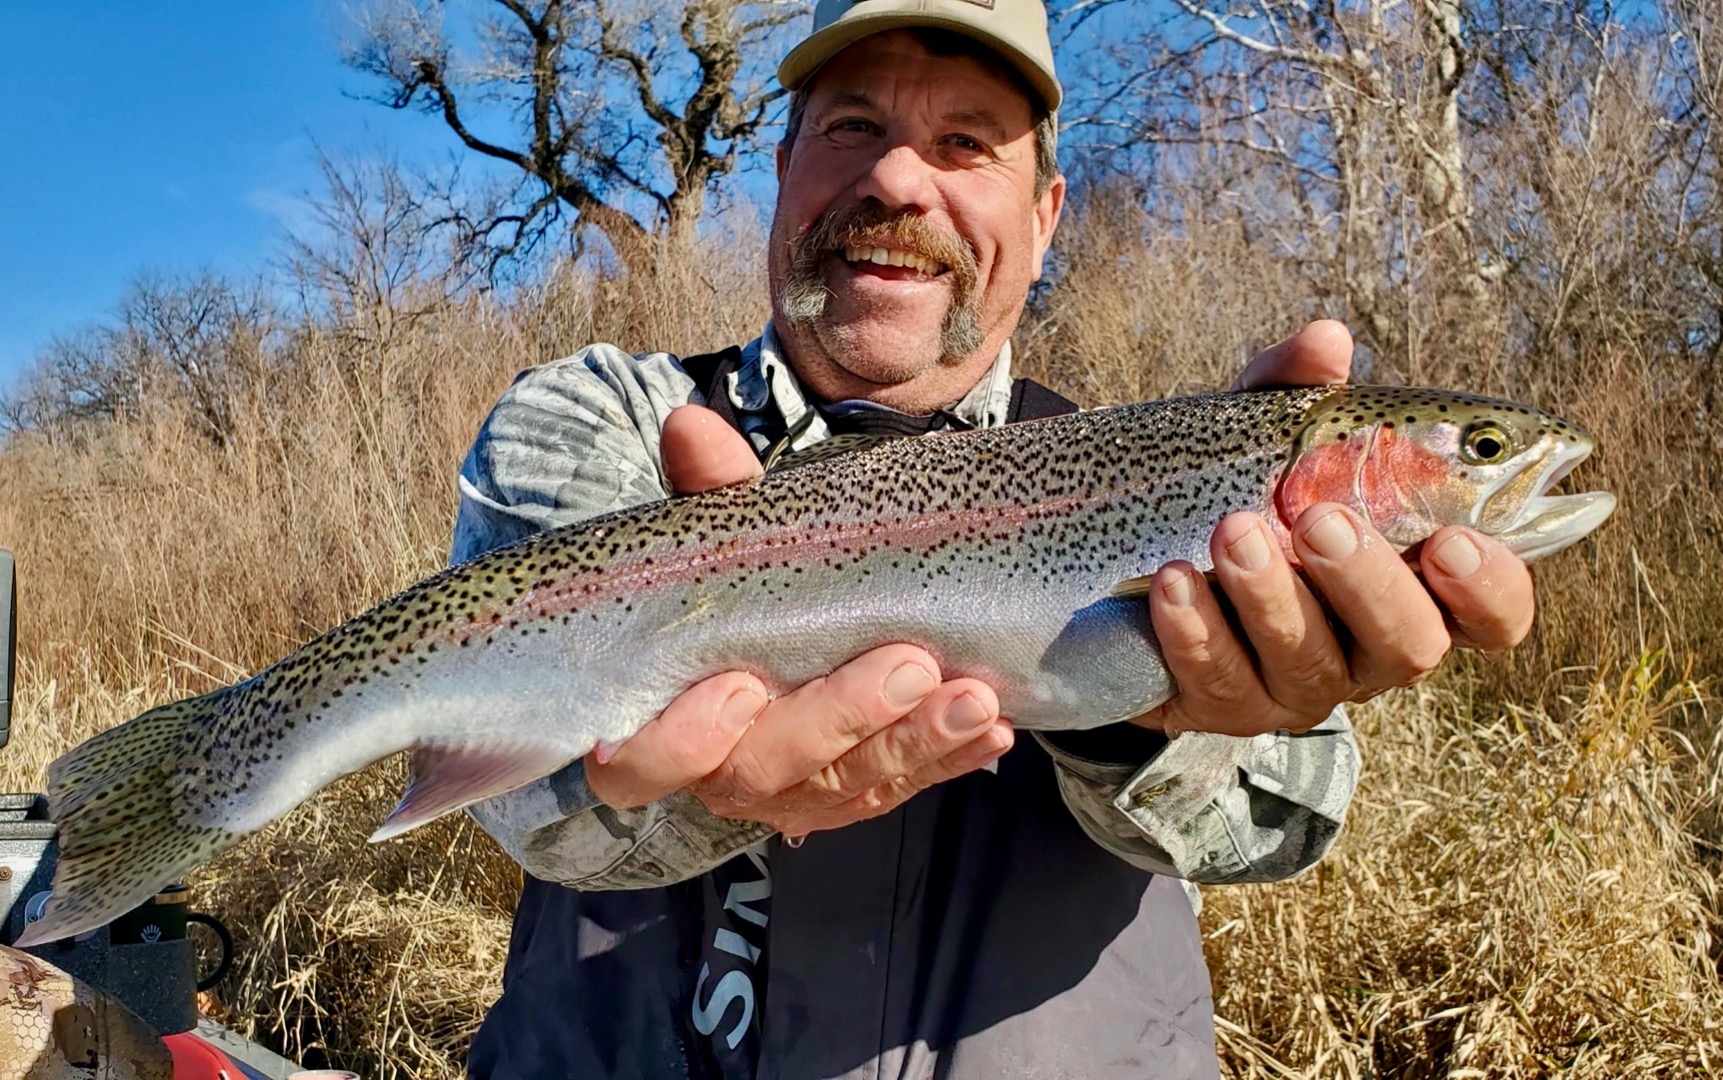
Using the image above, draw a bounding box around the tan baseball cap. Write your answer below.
[778,0,1062,113]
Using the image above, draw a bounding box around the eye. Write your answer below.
[826,116,882,138]
[1461,422,1512,465]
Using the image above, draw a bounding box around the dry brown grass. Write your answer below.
[1206,662,1722,1078]
[1,207,1719,1079]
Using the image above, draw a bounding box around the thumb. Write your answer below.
[1234,320,1355,390]
[662,404,764,494]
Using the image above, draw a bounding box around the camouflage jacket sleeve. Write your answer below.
[450,345,774,888]
[1035,710,1359,884]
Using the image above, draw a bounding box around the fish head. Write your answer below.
[1277,387,1616,562]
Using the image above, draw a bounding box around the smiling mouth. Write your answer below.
[841,245,948,277]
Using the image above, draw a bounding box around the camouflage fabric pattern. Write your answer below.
[0,944,172,1080]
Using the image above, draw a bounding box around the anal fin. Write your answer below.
[369,743,564,843]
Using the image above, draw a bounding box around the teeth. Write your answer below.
[842,245,942,275]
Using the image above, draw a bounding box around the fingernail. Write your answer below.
[1226,526,1271,572]
[885,662,938,709]
[1303,510,1358,560]
[1162,570,1194,607]
[721,689,766,730]
[943,693,991,733]
[1430,531,1482,579]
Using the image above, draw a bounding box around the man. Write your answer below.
[454,2,1536,1076]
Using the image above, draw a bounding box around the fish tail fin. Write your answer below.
[15,691,239,948]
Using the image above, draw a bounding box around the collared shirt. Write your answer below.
[453,328,1359,895]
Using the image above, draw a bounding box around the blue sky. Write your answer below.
[0,3,467,387]
[0,1,1169,392]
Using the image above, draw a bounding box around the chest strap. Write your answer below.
[679,345,1079,455]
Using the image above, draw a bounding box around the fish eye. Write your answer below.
[1461,422,1512,465]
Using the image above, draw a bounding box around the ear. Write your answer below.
[1030,173,1065,282]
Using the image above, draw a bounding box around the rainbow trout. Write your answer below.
[18,386,1614,946]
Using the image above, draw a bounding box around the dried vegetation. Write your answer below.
[2,0,1722,1074]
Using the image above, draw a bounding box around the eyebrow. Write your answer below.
[940,108,1009,143]
[815,91,879,119]
[814,93,1013,143]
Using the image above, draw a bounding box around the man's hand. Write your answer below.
[584,405,1014,836]
[1137,320,1538,738]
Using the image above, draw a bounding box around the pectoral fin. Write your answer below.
[1110,570,1220,601]
[1110,576,1157,600]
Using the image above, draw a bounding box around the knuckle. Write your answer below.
[712,748,782,804]
[1278,707,1332,733]
[829,698,887,743]
[820,678,897,740]
[1272,650,1350,709]
[1192,643,1260,705]
[1403,631,1453,680]
[1378,639,1449,688]
[1355,602,1452,688]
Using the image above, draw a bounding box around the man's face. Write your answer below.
[769,30,1064,410]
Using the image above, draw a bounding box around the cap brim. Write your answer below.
[777,11,1062,113]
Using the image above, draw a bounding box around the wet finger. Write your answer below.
[587,671,767,809]
[1421,527,1537,651]
[784,722,1016,834]
[1209,514,1349,726]
[694,644,940,806]
[1233,320,1354,391]
[1148,561,1289,737]
[783,679,1001,811]
[1292,504,1451,693]
[661,404,763,494]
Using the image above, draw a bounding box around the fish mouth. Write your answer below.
[1489,439,1616,561]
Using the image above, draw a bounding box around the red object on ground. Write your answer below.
[163,1031,249,1079]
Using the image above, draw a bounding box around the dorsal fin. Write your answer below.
[765,433,905,473]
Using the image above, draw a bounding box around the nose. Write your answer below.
[854,143,937,212]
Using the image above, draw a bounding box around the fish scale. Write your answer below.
[16,385,1614,947]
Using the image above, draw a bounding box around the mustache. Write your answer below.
[798,204,978,281]
[779,205,985,363]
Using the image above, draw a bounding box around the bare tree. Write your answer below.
[1665,0,1723,418]
[282,150,471,351]
[346,0,805,278]
[1,274,274,445]
[1055,0,1501,364]
[1052,0,1723,386]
